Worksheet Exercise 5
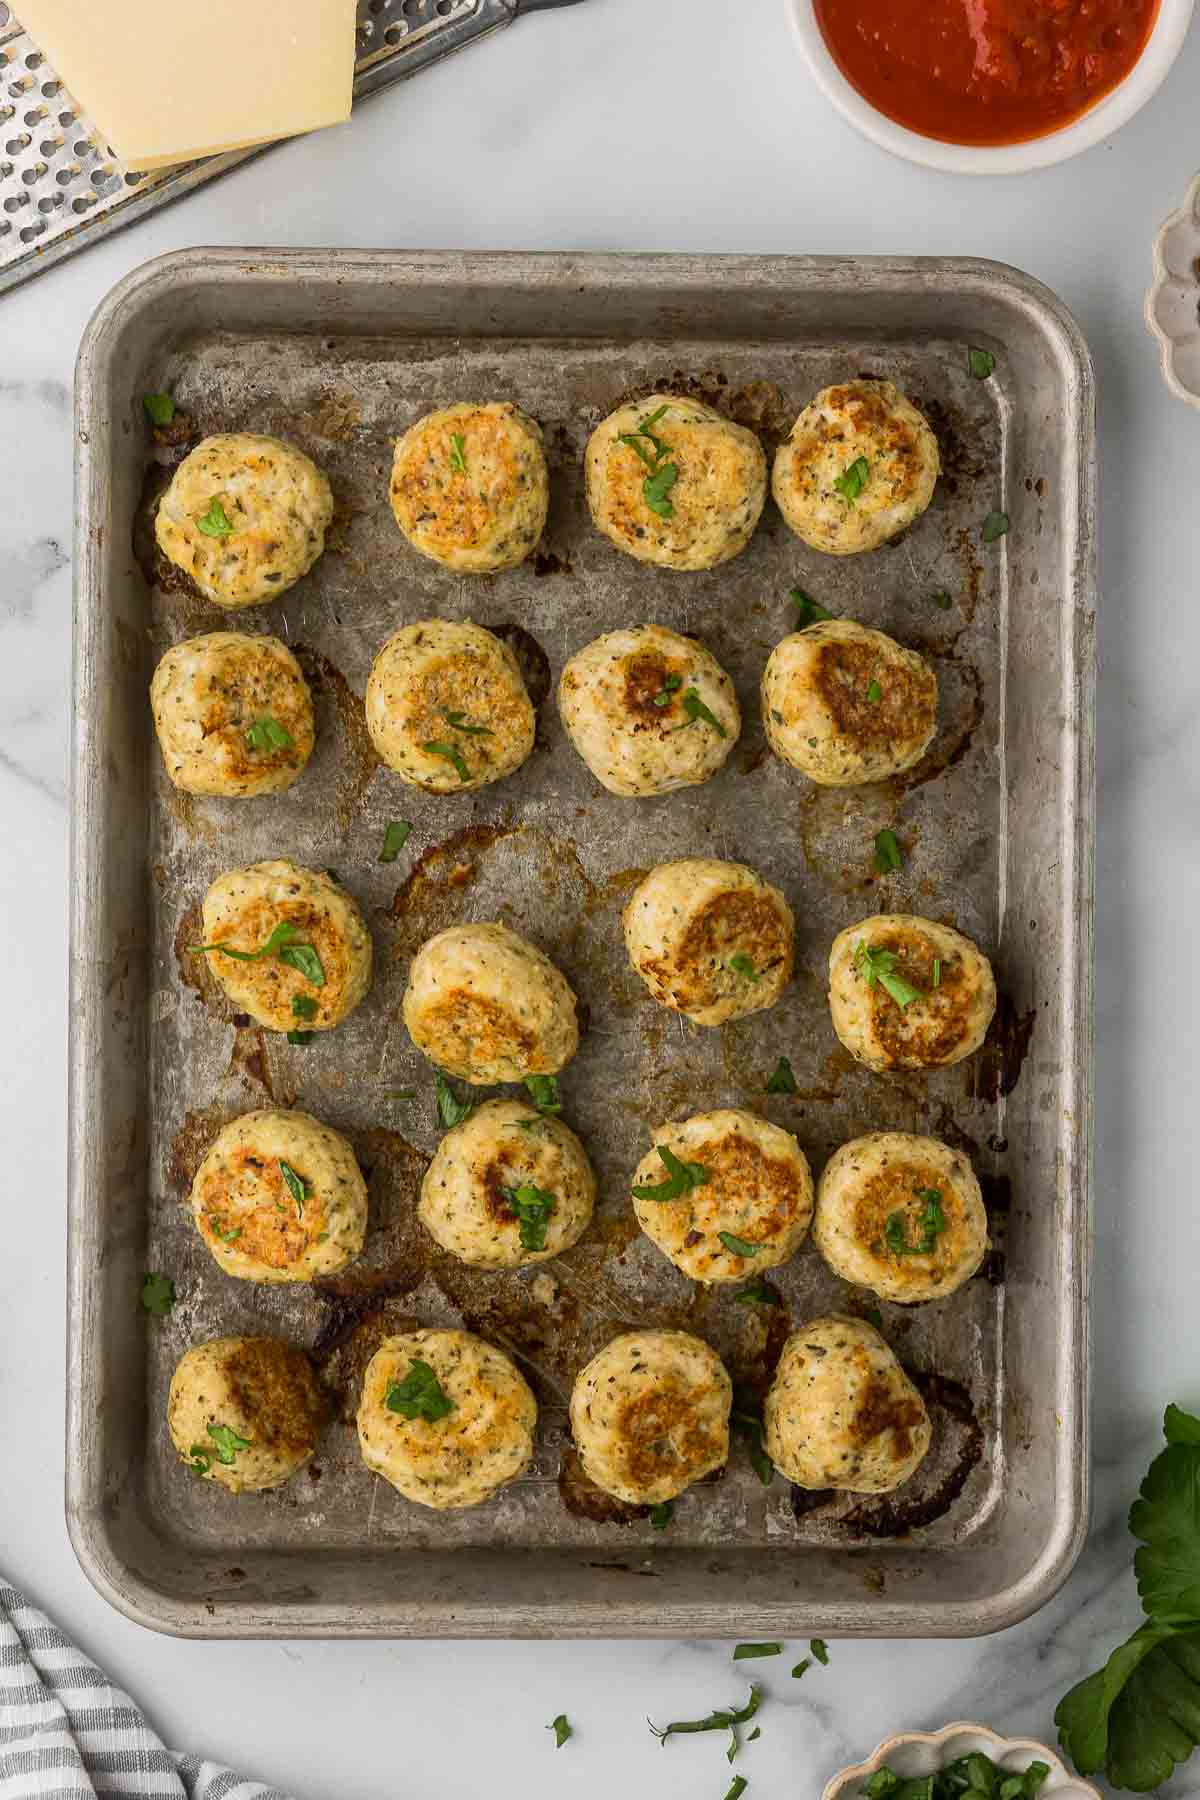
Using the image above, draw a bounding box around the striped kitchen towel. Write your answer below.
[0,1577,293,1800]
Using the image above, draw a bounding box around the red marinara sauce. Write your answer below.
[813,0,1161,146]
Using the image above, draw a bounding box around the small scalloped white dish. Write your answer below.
[823,1723,1103,1800]
[1146,174,1200,409]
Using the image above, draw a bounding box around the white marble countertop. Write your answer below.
[3,0,1200,1794]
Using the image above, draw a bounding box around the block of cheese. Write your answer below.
[13,0,358,170]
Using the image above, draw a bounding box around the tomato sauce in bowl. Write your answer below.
[812,0,1161,146]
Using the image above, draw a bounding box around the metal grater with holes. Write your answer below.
[0,0,583,296]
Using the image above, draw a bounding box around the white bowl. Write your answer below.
[785,0,1195,174]
[1146,173,1200,408]
[823,1723,1102,1800]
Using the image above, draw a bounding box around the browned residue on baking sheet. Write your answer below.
[967,992,1037,1102]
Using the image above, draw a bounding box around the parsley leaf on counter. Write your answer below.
[385,1358,455,1423]
[523,1074,562,1116]
[791,588,834,627]
[725,1780,749,1800]
[792,1659,811,1680]
[631,1144,709,1202]
[379,821,413,863]
[733,1643,781,1661]
[765,1055,797,1095]
[141,1272,175,1317]
[143,392,175,426]
[547,1714,572,1749]
[834,456,870,503]
[435,1073,474,1130]
[649,1685,762,1761]
[810,1638,830,1665]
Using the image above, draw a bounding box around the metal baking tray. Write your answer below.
[68,249,1095,1639]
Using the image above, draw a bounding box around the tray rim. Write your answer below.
[67,247,1096,1639]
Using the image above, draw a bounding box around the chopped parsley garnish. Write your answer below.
[211,1219,241,1244]
[792,1659,811,1679]
[385,1358,455,1423]
[191,920,325,987]
[874,828,903,873]
[653,673,684,709]
[735,1278,779,1307]
[866,678,883,704]
[292,993,318,1022]
[196,498,234,538]
[435,1073,474,1130]
[725,1781,749,1800]
[674,688,728,738]
[449,432,467,474]
[865,1755,1049,1800]
[188,1447,212,1474]
[379,821,413,863]
[422,739,471,782]
[719,1231,761,1259]
[140,1272,175,1316]
[440,708,492,737]
[834,455,870,503]
[500,1181,556,1253]
[968,346,996,379]
[279,1160,307,1216]
[982,510,1010,543]
[648,1500,674,1531]
[619,404,679,519]
[732,1397,773,1487]
[547,1714,572,1749]
[632,1144,710,1202]
[523,1073,562,1116]
[733,1643,781,1661]
[649,1685,762,1761]
[810,1638,830,1665]
[932,958,942,988]
[931,590,954,610]
[287,1030,315,1046]
[884,1188,946,1256]
[245,715,293,754]
[855,940,922,1009]
[385,1088,416,1100]
[207,1422,251,1465]
[142,391,175,426]
[790,588,834,628]
[727,952,759,981]
[765,1055,797,1095]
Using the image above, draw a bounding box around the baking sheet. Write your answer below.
[68,251,1095,1636]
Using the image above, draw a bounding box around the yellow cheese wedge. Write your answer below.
[13,0,358,170]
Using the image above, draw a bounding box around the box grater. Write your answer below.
[0,0,583,296]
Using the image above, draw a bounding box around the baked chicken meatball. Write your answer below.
[357,1329,537,1510]
[150,631,315,797]
[365,619,535,793]
[569,1330,732,1505]
[624,858,794,1026]
[558,623,740,797]
[190,1108,368,1284]
[829,913,996,1072]
[772,381,939,556]
[195,859,372,1034]
[814,1131,988,1303]
[632,1109,813,1283]
[155,432,333,607]
[167,1336,324,1494]
[403,922,578,1084]
[419,1097,595,1269]
[763,1316,931,1493]
[389,401,548,574]
[762,619,937,786]
[585,393,766,571]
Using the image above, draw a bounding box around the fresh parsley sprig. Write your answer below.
[385,1359,455,1423]
[523,1074,561,1116]
[653,673,683,709]
[196,498,234,538]
[440,708,492,737]
[632,1144,710,1203]
[435,1073,474,1130]
[379,821,413,863]
[279,1160,308,1218]
[422,740,471,783]
[143,392,175,426]
[855,940,922,1009]
[245,715,293,754]
[649,1685,762,1762]
[834,456,870,503]
[790,589,834,628]
[719,1231,761,1259]
[449,432,467,474]
[674,688,728,738]
[191,920,325,987]
[885,1188,946,1256]
[618,405,680,520]
[546,1714,571,1749]
[765,1056,797,1095]
[141,1272,176,1316]
[732,1395,773,1487]
[189,1421,251,1474]
[500,1182,556,1253]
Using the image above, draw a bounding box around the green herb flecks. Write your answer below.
[864,1753,1049,1800]
[244,715,293,754]
[632,1144,710,1203]
[648,1500,674,1531]
[440,708,492,737]
[500,1182,556,1253]
[653,673,684,709]
[719,1231,761,1259]
[141,1272,175,1317]
[279,1160,307,1217]
[982,510,1010,543]
[765,1055,797,1095]
[855,940,922,1009]
[546,1714,572,1749]
[143,392,175,426]
[874,828,903,874]
[932,958,942,988]
[732,1396,773,1487]
[422,739,471,783]
[649,1685,762,1762]
[673,687,728,738]
[725,1780,749,1800]
[833,456,870,503]
[292,995,318,1024]
[385,1358,455,1423]
[866,678,883,704]
[523,1074,562,1116]
[287,1030,315,1046]
[792,1659,811,1679]
[932,590,954,611]
[207,1422,251,1466]
[191,920,325,988]
[210,1219,242,1244]
[884,1188,946,1256]
[733,1643,781,1662]
[435,1073,474,1130]
[380,821,413,863]
[449,432,467,474]
[735,1279,779,1308]
[810,1638,830,1665]
[727,952,759,981]
[188,1447,212,1475]
[196,498,234,538]
[619,404,680,520]
[790,588,834,628]
[968,346,996,380]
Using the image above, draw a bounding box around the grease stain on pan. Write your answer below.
[292,644,378,831]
